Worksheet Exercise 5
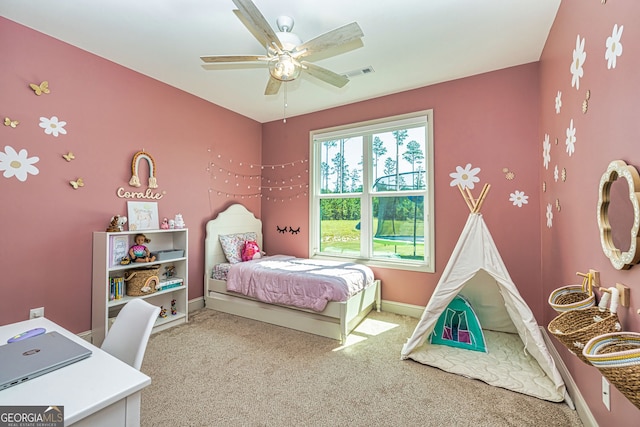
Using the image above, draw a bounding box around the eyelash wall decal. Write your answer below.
[289,227,300,235]
[276,226,288,233]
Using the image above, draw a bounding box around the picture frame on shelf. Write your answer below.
[109,235,129,267]
[127,201,159,231]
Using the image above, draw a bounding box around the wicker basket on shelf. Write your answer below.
[548,271,595,313]
[583,332,640,410]
[125,265,160,296]
[548,287,621,364]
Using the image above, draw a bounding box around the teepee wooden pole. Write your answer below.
[458,184,474,212]
[474,184,491,213]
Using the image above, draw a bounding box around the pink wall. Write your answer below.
[0,18,262,332]
[539,0,640,423]
[4,2,640,421]
[262,63,543,313]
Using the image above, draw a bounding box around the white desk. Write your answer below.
[0,317,151,426]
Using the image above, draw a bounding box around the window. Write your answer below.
[309,110,434,272]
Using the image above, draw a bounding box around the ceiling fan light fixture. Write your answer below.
[269,53,301,81]
[276,15,294,33]
[275,31,302,51]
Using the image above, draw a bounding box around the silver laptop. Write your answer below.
[0,331,92,390]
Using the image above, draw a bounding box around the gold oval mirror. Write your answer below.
[597,160,640,269]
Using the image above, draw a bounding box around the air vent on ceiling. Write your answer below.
[342,66,375,79]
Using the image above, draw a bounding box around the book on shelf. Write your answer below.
[158,277,184,291]
[109,277,125,301]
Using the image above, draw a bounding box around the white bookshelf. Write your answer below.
[91,228,188,346]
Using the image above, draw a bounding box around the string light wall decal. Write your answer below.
[206,149,309,206]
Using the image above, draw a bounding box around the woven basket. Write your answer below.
[548,273,595,313]
[548,287,621,364]
[583,332,640,410]
[125,265,160,296]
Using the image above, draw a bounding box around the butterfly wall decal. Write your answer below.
[69,178,84,189]
[4,117,19,128]
[29,81,50,96]
[62,152,75,162]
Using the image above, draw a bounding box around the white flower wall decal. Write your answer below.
[565,119,576,156]
[543,134,551,169]
[509,190,529,207]
[546,203,554,228]
[0,146,40,182]
[570,35,586,90]
[39,116,67,137]
[605,24,624,69]
[555,91,562,114]
[449,163,480,189]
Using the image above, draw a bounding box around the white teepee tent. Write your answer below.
[401,185,568,403]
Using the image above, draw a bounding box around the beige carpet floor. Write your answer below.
[140,308,583,427]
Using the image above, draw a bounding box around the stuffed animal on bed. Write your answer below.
[241,240,262,261]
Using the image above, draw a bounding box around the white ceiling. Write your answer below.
[1,0,560,123]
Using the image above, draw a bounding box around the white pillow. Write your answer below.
[219,232,257,264]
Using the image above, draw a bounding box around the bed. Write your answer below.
[204,204,381,343]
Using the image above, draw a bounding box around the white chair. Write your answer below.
[101,298,160,370]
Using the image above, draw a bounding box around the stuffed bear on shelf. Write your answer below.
[106,215,127,232]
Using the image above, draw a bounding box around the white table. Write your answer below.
[0,317,151,426]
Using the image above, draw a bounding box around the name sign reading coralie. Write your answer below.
[117,187,164,200]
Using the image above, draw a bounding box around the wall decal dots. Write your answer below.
[582,90,591,114]
[502,167,515,180]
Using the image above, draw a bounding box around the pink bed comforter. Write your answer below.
[226,255,374,312]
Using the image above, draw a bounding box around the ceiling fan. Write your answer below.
[200,0,364,95]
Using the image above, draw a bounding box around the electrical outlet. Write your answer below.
[29,307,44,319]
[602,376,610,410]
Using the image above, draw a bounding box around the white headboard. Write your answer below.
[204,204,263,278]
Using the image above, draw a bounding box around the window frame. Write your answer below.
[309,110,435,272]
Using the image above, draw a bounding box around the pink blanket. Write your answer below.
[226,255,374,312]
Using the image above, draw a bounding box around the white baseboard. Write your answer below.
[540,328,597,427]
[189,296,205,312]
[379,299,424,318]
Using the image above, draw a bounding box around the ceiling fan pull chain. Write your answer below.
[283,82,288,123]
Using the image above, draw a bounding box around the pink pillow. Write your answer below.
[219,232,256,264]
[241,240,262,262]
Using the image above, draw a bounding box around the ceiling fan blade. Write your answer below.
[232,0,283,51]
[264,76,282,95]
[232,10,270,49]
[294,22,364,58]
[302,62,350,88]
[201,55,268,63]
